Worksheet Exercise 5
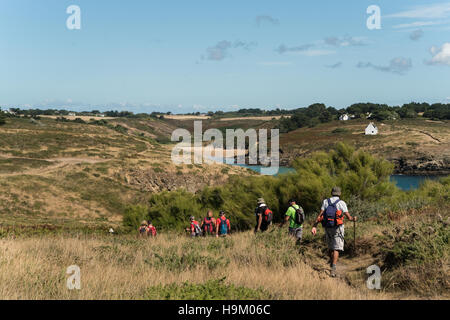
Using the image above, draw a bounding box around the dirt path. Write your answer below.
[415,130,441,143]
[0,156,110,177]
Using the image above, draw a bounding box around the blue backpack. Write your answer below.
[322,198,341,228]
[219,218,228,235]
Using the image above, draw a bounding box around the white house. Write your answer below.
[2,109,15,115]
[68,112,76,116]
[339,114,349,121]
[365,122,378,135]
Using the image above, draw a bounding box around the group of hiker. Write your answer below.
[186,210,231,238]
[137,186,357,277]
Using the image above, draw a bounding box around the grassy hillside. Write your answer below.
[0,116,448,300]
[0,117,252,230]
[279,118,450,174]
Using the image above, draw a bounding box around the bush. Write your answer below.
[145,278,272,300]
[122,205,148,232]
[123,143,400,232]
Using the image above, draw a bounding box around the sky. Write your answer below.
[0,0,449,113]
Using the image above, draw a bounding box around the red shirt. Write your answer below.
[147,225,157,237]
[190,220,200,233]
[216,216,230,233]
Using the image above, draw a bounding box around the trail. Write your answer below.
[414,129,441,143]
[0,156,110,177]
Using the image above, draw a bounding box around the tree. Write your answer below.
[0,111,6,125]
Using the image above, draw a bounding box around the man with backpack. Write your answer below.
[201,210,216,236]
[215,211,231,238]
[254,197,273,233]
[280,199,305,244]
[311,187,357,277]
[138,220,148,237]
[187,216,202,237]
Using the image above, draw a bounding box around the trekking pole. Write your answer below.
[353,217,356,255]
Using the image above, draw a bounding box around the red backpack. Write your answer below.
[263,208,273,223]
[202,217,214,233]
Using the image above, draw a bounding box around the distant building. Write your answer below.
[2,109,15,115]
[365,122,378,135]
[339,114,349,121]
[99,114,105,117]
[68,112,76,116]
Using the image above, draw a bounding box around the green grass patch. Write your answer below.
[145,278,272,300]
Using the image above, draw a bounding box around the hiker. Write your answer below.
[279,199,305,244]
[215,211,231,238]
[146,221,157,237]
[254,197,273,233]
[187,216,202,237]
[311,187,357,277]
[201,210,216,236]
[138,220,148,237]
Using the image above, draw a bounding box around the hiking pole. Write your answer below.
[353,217,356,255]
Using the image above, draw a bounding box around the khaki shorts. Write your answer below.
[288,227,303,241]
[325,225,345,251]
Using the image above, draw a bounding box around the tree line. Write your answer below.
[277,102,450,133]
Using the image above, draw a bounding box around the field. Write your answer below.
[0,117,252,230]
[0,115,448,300]
[1,201,447,300]
[279,118,450,174]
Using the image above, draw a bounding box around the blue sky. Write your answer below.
[1,0,449,112]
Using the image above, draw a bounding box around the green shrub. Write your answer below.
[125,143,448,233]
[122,205,148,232]
[145,278,272,300]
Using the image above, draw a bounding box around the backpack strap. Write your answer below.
[332,198,340,206]
[327,198,332,206]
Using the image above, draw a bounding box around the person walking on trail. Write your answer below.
[146,221,157,237]
[187,216,202,237]
[254,198,273,233]
[201,210,216,236]
[279,199,305,244]
[216,211,231,238]
[138,220,148,237]
[311,187,357,277]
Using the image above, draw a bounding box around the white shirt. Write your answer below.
[321,196,348,213]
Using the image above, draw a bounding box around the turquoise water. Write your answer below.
[212,156,441,190]
[235,164,440,190]
[390,175,439,191]
[235,163,296,176]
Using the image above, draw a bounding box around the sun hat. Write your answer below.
[331,187,342,196]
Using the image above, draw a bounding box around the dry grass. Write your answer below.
[0,231,386,300]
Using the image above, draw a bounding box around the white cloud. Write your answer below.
[357,57,412,75]
[386,3,450,19]
[300,50,336,57]
[202,40,257,61]
[324,36,367,47]
[258,61,292,66]
[392,20,446,29]
[426,42,450,66]
[255,15,279,27]
[410,29,424,41]
[325,62,342,69]
[276,43,315,54]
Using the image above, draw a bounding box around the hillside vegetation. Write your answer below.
[0,114,448,300]
[0,117,252,230]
